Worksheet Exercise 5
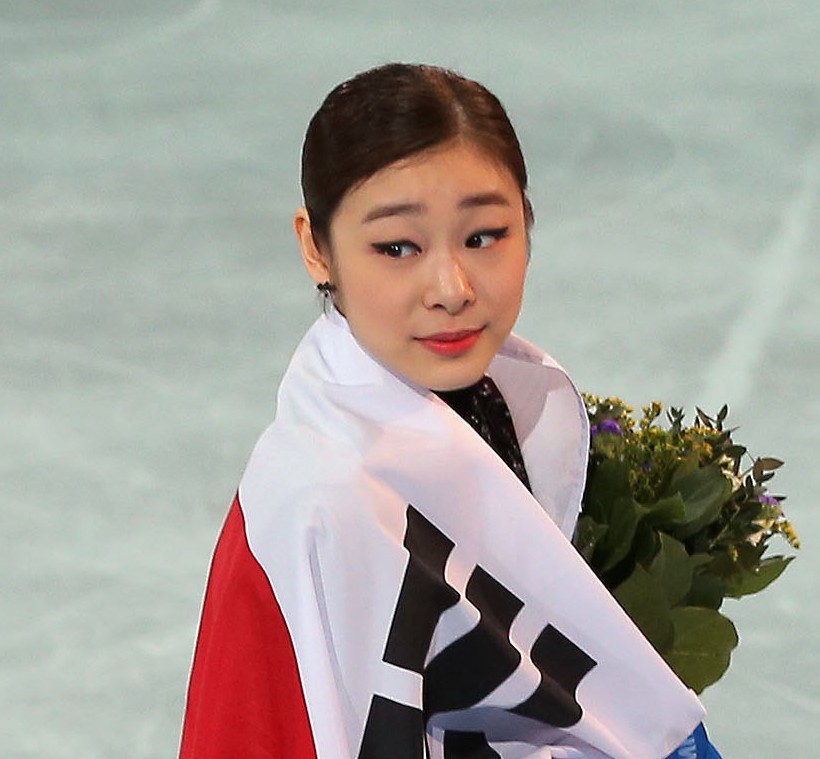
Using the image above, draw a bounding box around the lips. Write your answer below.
[417,328,484,357]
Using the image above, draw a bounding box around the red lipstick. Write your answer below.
[418,328,484,357]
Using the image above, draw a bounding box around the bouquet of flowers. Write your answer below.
[574,395,800,693]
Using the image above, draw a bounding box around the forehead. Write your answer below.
[340,140,519,211]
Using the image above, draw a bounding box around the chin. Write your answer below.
[422,364,488,393]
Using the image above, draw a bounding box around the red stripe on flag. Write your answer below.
[180,496,318,759]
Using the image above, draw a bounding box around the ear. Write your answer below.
[294,208,332,285]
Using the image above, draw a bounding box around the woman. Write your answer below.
[179,63,721,759]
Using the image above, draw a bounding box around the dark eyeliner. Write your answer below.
[485,226,510,239]
[466,226,510,247]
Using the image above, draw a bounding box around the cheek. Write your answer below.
[334,262,402,340]
[326,251,365,315]
[488,257,527,309]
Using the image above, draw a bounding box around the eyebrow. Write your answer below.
[458,191,512,211]
[361,191,512,224]
[362,202,424,224]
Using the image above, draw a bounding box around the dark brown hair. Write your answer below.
[300,62,533,249]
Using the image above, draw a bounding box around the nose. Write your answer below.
[422,249,476,314]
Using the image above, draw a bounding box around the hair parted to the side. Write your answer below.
[300,62,534,251]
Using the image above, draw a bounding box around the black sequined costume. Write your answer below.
[435,375,532,492]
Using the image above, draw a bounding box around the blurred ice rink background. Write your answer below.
[2,1,818,756]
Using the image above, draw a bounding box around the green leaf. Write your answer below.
[648,534,694,607]
[641,492,686,528]
[581,459,649,578]
[724,444,747,460]
[613,565,674,652]
[686,568,726,610]
[592,496,643,573]
[662,607,738,693]
[734,541,767,567]
[667,465,732,539]
[695,408,714,429]
[583,458,631,522]
[752,457,784,483]
[631,522,661,568]
[669,453,699,481]
[724,555,794,598]
[572,515,607,563]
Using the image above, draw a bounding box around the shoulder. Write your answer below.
[496,330,574,375]
[239,420,362,515]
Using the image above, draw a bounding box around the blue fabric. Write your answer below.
[665,723,723,759]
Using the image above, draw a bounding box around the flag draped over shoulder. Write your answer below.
[180,310,706,759]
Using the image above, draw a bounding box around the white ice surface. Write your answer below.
[2,1,818,757]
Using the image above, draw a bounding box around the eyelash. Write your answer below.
[372,227,510,259]
[372,240,421,259]
[466,226,509,249]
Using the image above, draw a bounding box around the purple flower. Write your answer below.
[759,494,779,506]
[599,419,623,436]
[589,424,599,438]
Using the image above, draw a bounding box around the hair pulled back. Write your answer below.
[300,63,533,249]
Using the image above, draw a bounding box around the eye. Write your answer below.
[372,240,421,259]
[465,226,509,249]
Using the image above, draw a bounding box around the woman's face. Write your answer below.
[296,140,529,391]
